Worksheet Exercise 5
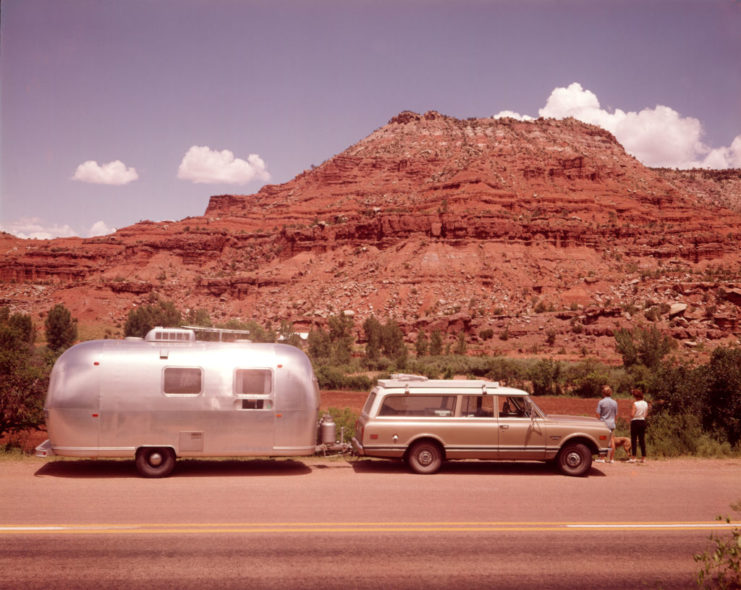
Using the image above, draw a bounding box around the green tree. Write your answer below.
[0,310,46,440]
[430,330,443,356]
[381,320,407,365]
[308,326,331,360]
[363,316,383,362]
[124,297,182,338]
[454,331,467,355]
[703,346,741,446]
[415,330,429,357]
[614,325,675,369]
[278,320,303,348]
[327,312,354,365]
[529,358,563,396]
[44,304,77,352]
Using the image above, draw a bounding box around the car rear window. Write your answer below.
[362,391,377,415]
[378,395,455,417]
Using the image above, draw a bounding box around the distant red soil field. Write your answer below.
[6,391,628,454]
[321,390,632,421]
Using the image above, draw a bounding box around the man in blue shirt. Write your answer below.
[596,385,618,463]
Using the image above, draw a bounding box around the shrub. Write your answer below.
[479,328,494,341]
[315,365,371,391]
[322,407,358,442]
[614,324,675,369]
[528,358,563,396]
[695,503,741,590]
[429,330,443,356]
[45,304,77,352]
[0,310,47,441]
[124,297,182,338]
[415,330,429,356]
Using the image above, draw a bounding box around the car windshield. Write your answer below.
[525,396,545,418]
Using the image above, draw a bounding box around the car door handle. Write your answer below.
[500,424,509,430]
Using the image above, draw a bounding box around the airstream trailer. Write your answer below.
[35,327,320,477]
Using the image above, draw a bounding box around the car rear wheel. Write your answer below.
[407,440,443,474]
[136,447,176,478]
[557,442,592,477]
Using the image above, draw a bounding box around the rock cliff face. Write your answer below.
[1,112,740,359]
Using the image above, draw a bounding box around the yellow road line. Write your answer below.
[0,521,736,535]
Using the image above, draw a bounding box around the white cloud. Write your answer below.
[0,218,116,240]
[0,217,78,240]
[177,145,270,184]
[87,221,116,237]
[701,136,741,169]
[72,160,139,185]
[493,110,534,122]
[499,82,741,169]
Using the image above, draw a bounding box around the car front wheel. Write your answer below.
[557,443,592,477]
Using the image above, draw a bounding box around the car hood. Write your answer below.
[545,414,606,427]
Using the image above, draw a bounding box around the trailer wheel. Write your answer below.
[407,440,443,474]
[136,447,176,478]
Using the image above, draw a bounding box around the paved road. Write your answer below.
[2,457,739,589]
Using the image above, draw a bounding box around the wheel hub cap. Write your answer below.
[566,452,581,467]
[418,450,433,465]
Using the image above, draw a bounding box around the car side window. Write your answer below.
[498,396,529,418]
[378,395,455,417]
[460,395,494,417]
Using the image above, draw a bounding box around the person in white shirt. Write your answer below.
[630,388,649,463]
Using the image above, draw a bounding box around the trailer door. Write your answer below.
[232,368,275,451]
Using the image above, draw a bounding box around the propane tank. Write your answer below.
[320,413,337,445]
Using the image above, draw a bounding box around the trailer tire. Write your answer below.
[136,447,176,478]
[406,440,443,474]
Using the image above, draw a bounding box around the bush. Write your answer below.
[315,365,372,391]
[645,413,734,458]
[479,328,494,341]
[565,359,610,398]
[45,304,77,352]
[695,503,741,590]
[0,309,48,441]
[429,330,443,356]
[528,358,563,396]
[322,407,358,442]
[124,297,182,337]
[614,324,675,369]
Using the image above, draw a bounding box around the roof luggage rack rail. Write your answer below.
[389,374,429,382]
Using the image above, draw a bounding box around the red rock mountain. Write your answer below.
[2,111,740,359]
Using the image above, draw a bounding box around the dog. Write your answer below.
[613,436,632,457]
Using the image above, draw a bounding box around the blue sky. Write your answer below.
[2,0,740,239]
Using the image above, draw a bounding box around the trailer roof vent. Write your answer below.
[145,327,196,343]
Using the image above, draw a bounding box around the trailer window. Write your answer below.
[163,368,202,395]
[235,369,272,395]
[378,395,455,417]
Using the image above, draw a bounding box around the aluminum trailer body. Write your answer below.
[37,328,320,476]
